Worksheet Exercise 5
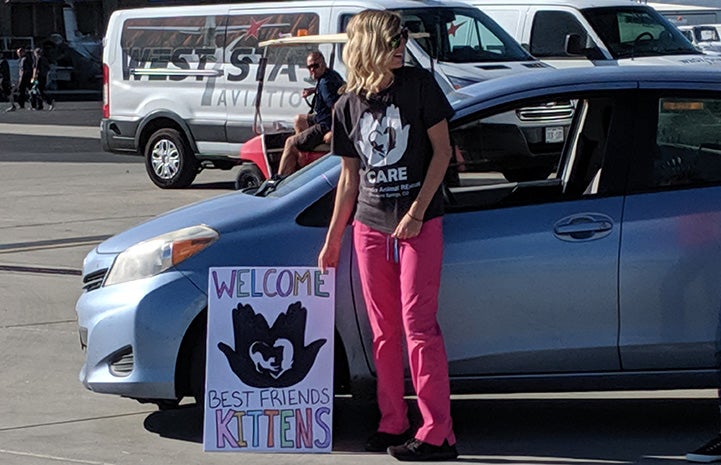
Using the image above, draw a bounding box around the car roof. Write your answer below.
[450,66,721,115]
[117,0,475,16]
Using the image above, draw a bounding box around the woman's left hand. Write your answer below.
[392,214,422,240]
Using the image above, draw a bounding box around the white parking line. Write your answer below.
[0,123,99,139]
[0,448,113,465]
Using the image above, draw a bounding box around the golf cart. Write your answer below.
[234,33,345,190]
[234,31,430,191]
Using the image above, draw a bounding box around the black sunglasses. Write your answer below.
[307,62,320,70]
[388,28,409,50]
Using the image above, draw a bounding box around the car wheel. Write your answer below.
[234,163,265,190]
[144,128,199,189]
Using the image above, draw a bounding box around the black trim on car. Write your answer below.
[100,119,141,154]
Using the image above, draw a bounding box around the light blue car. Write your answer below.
[77,66,721,408]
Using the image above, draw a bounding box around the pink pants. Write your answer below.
[353,218,455,446]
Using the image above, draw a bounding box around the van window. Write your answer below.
[225,12,320,68]
[694,26,720,43]
[582,7,697,59]
[121,15,226,80]
[398,7,532,63]
[529,11,589,58]
[340,7,533,63]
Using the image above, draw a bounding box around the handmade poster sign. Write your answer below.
[203,266,335,453]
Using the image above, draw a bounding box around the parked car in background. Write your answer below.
[678,24,721,54]
[466,0,721,68]
[77,66,721,409]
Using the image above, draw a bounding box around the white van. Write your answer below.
[678,24,721,55]
[102,0,550,188]
[466,0,721,69]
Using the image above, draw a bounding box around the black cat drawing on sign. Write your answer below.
[217,301,327,388]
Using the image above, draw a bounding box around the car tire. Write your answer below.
[234,163,265,190]
[144,128,199,189]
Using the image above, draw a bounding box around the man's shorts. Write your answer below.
[295,122,327,152]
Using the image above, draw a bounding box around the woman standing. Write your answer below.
[318,9,458,462]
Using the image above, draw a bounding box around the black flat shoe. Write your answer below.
[387,438,458,461]
[365,429,413,452]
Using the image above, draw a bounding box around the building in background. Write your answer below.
[0,0,253,95]
[646,2,721,25]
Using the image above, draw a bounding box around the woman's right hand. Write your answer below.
[318,241,341,272]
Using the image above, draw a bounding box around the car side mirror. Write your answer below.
[565,33,585,56]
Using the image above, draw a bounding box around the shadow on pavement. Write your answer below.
[142,397,380,452]
[187,181,236,191]
[143,396,717,460]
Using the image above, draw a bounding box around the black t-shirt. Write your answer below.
[331,67,454,234]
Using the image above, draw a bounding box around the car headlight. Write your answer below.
[104,225,219,287]
[447,75,480,90]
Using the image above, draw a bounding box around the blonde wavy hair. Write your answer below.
[343,10,402,97]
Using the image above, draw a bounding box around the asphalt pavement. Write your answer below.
[0,101,719,465]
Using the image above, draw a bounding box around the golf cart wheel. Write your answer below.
[144,128,199,189]
[235,163,265,190]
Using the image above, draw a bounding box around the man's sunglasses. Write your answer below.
[388,28,409,50]
[307,63,320,70]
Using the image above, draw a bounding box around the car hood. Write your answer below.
[618,54,721,66]
[96,191,275,254]
[437,60,551,83]
[699,43,721,53]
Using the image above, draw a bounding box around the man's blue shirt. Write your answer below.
[313,68,344,132]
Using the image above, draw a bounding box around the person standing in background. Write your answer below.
[6,48,33,112]
[32,48,54,111]
[0,54,12,111]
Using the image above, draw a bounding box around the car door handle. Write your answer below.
[553,214,614,241]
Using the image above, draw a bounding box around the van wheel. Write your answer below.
[144,128,199,188]
[234,164,265,190]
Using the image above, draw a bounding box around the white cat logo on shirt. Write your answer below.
[357,104,410,168]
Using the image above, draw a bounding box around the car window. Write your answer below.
[340,7,533,63]
[225,12,320,68]
[530,11,591,58]
[446,94,629,212]
[582,7,697,59]
[652,97,721,188]
[396,7,532,63]
[120,15,226,80]
[695,27,720,43]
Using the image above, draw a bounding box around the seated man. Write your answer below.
[277,50,344,176]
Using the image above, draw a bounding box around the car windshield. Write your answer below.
[394,7,534,63]
[583,6,699,59]
[259,155,340,198]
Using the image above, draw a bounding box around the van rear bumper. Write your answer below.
[101,118,140,154]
